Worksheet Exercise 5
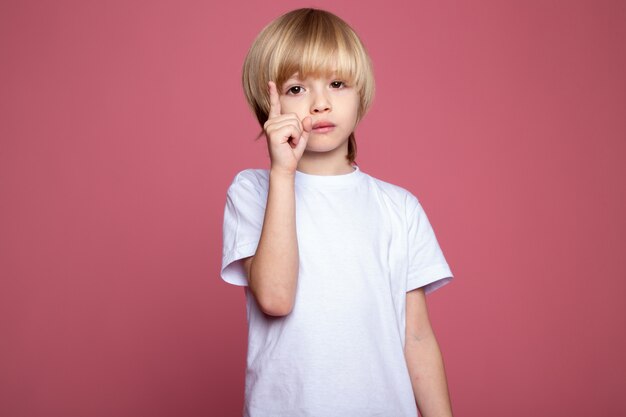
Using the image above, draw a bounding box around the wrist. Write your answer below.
[270,167,297,180]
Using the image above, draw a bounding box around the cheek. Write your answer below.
[280,99,304,116]
[348,96,361,122]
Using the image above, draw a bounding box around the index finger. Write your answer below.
[268,81,281,119]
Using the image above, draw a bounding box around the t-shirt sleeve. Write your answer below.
[220,171,267,286]
[405,193,453,295]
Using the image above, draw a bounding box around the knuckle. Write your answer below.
[263,119,274,129]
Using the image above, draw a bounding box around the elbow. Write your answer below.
[247,258,296,316]
[256,293,294,316]
[250,280,295,316]
[259,302,293,317]
[248,274,295,316]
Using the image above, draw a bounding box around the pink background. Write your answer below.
[1,0,625,416]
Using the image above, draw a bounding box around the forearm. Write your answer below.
[249,169,299,315]
[404,333,453,417]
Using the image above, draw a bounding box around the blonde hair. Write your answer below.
[242,8,375,164]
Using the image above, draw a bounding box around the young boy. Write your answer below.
[221,8,454,417]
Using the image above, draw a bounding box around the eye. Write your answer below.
[286,86,304,95]
[330,81,346,89]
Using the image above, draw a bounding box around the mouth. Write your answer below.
[312,121,335,133]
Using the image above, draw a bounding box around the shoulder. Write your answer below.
[363,171,420,212]
[228,168,270,194]
[231,168,269,187]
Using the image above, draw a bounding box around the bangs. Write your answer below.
[269,13,366,90]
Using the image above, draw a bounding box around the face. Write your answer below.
[279,72,360,155]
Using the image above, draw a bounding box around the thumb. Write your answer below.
[294,116,312,158]
[301,116,312,140]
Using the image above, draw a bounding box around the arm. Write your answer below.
[405,288,454,417]
[242,80,312,317]
[243,170,298,316]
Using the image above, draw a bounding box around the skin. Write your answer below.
[242,74,453,415]
[405,288,454,416]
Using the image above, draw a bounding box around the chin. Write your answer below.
[305,138,348,153]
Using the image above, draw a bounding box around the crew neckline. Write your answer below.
[295,164,364,189]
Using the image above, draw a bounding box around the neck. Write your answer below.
[298,151,354,175]
[296,143,354,175]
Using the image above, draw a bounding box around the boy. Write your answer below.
[221,8,454,417]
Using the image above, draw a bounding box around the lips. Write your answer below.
[313,120,335,132]
[312,121,335,129]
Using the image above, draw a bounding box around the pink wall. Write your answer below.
[1,0,625,416]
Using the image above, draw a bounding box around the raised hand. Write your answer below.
[263,81,312,174]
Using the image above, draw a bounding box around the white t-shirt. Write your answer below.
[221,165,453,417]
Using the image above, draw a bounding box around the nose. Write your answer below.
[310,90,331,114]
